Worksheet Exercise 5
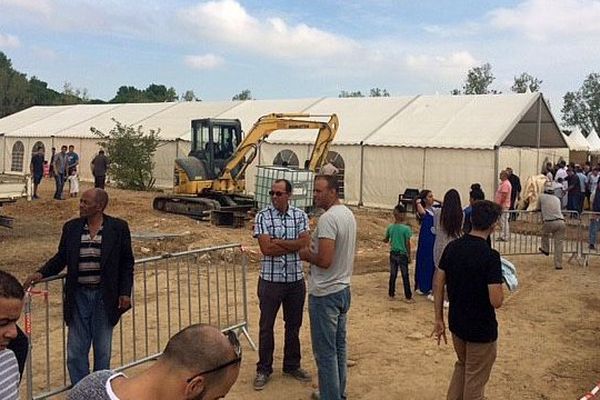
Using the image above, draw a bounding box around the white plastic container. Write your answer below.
[255,166,314,211]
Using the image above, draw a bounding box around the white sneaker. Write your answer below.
[415,289,425,295]
[427,294,434,302]
[443,300,450,308]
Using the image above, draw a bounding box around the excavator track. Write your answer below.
[152,196,221,220]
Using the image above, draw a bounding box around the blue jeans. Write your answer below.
[309,287,351,400]
[67,287,114,385]
[590,218,600,246]
[54,173,65,199]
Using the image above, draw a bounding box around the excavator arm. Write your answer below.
[219,113,339,182]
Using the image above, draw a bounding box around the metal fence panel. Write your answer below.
[24,244,254,400]
[491,210,582,264]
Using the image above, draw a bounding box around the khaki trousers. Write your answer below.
[541,220,566,269]
[447,334,497,400]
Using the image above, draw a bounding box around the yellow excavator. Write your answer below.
[152,113,339,220]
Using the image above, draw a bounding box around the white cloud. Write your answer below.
[0,33,20,49]
[488,0,600,40]
[405,51,479,81]
[178,0,360,61]
[184,54,224,70]
[422,22,480,38]
[0,0,52,16]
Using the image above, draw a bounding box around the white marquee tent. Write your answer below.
[0,93,568,208]
[587,131,600,154]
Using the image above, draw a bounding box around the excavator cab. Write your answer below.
[189,118,242,179]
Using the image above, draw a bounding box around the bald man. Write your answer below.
[24,188,134,385]
[67,324,241,400]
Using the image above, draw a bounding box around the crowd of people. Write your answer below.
[1,161,585,399]
[29,145,110,200]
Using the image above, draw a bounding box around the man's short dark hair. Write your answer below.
[99,150,105,154]
[315,174,339,193]
[394,204,406,214]
[0,270,25,300]
[162,324,236,384]
[471,200,502,231]
[274,179,292,194]
[68,145,74,149]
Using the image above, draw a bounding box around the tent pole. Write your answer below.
[421,148,427,189]
[358,142,364,207]
[494,146,500,194]
[1,133,5,174]
[536,95,542,170]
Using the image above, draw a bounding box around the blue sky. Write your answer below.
[1,0,599,117]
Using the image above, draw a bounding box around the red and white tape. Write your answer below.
[24,288,49,336]
[580,382,600,400]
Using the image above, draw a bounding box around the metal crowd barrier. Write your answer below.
[578,211,600,267]
[23,243,255,400]
[490,209,583,265]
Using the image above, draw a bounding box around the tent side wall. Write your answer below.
[424,148,496,207]
[361,147,496,208]
[362,146,425,208]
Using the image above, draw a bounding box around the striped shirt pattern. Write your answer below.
[0,349,19,400]
[254,204,309,283]
[78,224,103,285]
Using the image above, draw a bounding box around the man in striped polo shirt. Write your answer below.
[24,188,134,385]
[253,179,312,390]
[0,270,26,400]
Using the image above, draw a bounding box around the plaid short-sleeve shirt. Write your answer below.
[254,204,309,283]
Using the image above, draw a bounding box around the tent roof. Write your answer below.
[587,131,600,153]
[563,128,590,152]
[0,93,566,149]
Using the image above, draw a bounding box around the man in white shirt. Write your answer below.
[0,270,26,400]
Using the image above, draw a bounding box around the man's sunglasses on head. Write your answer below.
[186,330,242,383]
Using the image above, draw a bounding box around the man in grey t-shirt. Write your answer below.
[67,324,240,400]
[300,175,356,400]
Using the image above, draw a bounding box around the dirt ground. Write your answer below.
[1,182,599,399]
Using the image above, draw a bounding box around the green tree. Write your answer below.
[111,86,144,103]
[181,90,199,101]
[338,90,364,98]
[562,73,600,136]
[145,84,177,102]
[232,89,253,101]
[0,52,31,118]
[452,63,499,95]
[511,72,542,93]
[27,76,62,105]
[369,88,390,97]
[91,119,161,190]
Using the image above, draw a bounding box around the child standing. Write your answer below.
[68,169,79,198]
[384,204,414,302]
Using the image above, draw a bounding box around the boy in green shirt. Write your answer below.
[384,204,414,302]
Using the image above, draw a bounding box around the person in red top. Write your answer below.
[494,170,512,241]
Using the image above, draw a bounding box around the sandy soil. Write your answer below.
[1,182,599,400]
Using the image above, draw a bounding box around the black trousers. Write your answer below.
[94,175,106,189]
[257,278,306,375]
[389,252,412,299]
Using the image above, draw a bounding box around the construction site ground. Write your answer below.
[1,183,598,400]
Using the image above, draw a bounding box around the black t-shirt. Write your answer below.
[439,234,503,343]
[31,153,44,175]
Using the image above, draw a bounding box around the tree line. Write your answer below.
[0,51,254,118]
[1,51,598,137]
